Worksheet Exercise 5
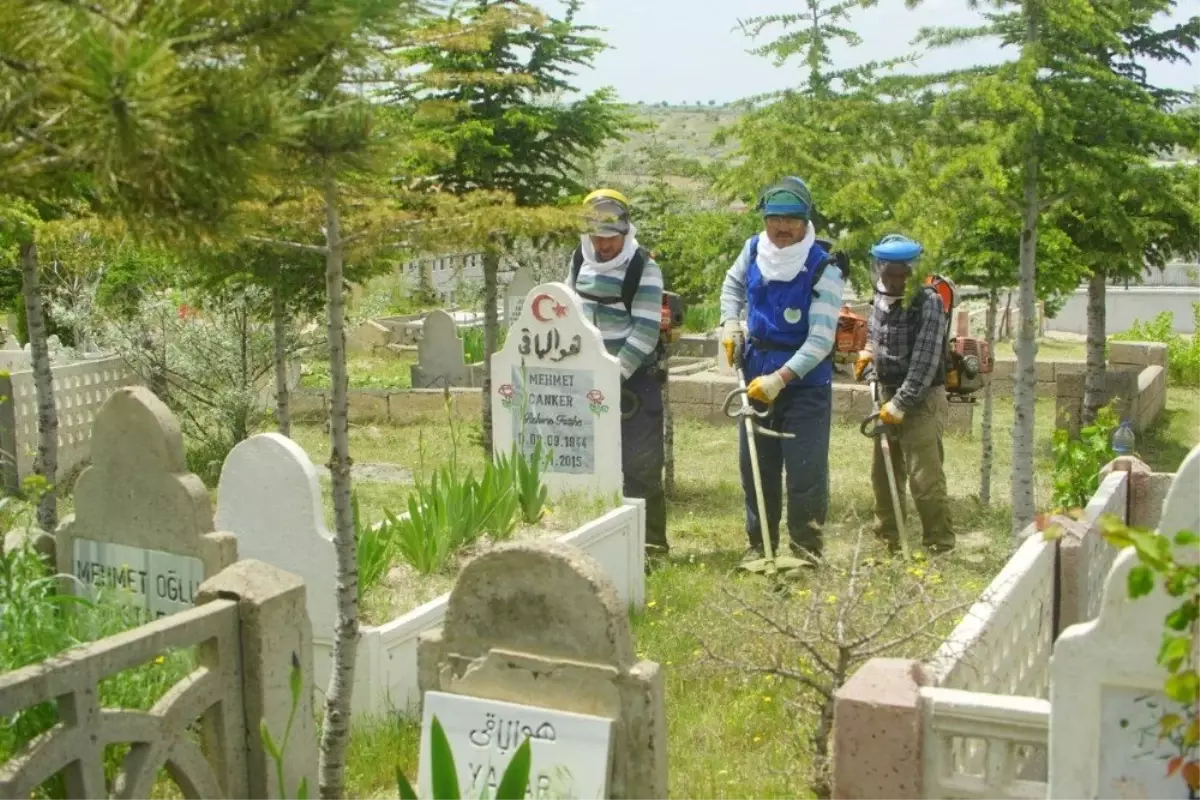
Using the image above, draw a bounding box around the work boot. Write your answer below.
[644,544,669,575]
[741,545,765,564]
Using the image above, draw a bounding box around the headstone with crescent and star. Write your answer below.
[490,282,623,499]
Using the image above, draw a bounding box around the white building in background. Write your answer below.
[399,246,573,308]
[399,252,516,307]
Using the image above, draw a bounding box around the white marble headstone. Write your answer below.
[490,282,622,500]
[418,690,614,800]
[1049,444,1200,799]
[215,433,336,637]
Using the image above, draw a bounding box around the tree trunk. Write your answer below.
[273,279,292,437]
[1082,271,1107,426]
[20,241,58,532]
[662,342,675,497]
[1011,137,1041,537]
[481,247,500,460]
[979,287,999,506]
[317,176,358,800]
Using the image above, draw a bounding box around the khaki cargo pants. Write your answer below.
[872,386,955,550]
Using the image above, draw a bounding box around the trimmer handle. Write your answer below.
[860,412,891,438]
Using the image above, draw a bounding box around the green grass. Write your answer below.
[292,388,1198,798]
[300,352,417,391]
[994,336,1088,361]
[307,394,1027,798]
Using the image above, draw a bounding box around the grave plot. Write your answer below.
[216,430,646,717]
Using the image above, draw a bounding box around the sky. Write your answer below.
[564,0,1199,105]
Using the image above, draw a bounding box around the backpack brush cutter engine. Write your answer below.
[923,276,995,404]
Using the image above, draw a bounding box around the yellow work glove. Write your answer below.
[880,400,906,425]
[720,319,745,368]
[854,352,873,382]
[747,371,787,404]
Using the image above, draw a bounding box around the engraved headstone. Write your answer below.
[490,282,622,499]
[1050,444,1200,799]
[55,387,237,617]
[417,541,667,799]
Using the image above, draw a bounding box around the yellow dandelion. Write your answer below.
[154,656,165,665]
[753,736,763,743]
[647,600,657,608]
[825,594,838,604]
[763,695,773,703]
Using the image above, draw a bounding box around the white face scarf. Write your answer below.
[756,222,816,283]
[580,224,640,274]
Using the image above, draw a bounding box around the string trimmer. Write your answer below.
[721,360,811,578]
[860,381,911,561]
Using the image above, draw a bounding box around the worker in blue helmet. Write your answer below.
[856,234,955,554]
[718,177,846,564]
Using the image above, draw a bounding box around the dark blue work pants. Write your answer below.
[738,382,832,557]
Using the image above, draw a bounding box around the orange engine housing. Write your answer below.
[953,337,994,375]
[836,306,868,354]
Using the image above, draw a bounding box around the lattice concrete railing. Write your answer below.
[926,534,1057,697]
[920,687,1051,800]
[0,599,247,798]
[0,355,138,491]
[0,560,318,799]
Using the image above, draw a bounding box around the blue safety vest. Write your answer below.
[743,234,834,388]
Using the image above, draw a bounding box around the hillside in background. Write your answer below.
[590,103,745,204]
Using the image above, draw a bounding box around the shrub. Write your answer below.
[461,325,507,365]
[682,305,721,333]
[1050,403,1119,511]
[1111,304,1200,386]
[354,491,393,602]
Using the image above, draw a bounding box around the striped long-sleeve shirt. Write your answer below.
[719,240,846,379]
[567,253,663,379]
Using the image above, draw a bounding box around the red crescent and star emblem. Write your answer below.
[531,294,569,322]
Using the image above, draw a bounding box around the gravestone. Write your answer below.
[490,282,622,499]
[411,308,476,389]
[1049,443,1200,799]
[504,266,537,327]
[55,387,237,617]
[416,541,667,799]
[215,433,336,638]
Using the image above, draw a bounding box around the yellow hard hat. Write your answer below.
[583,189,632,236]
[584,188,632,210]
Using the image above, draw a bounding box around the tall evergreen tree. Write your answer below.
[396,0,629,457]
[0,0,303,530]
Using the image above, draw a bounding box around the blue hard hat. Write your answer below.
[870,234,923,264]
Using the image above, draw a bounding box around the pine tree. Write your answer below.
[395,0,629,458]
[0,0,303,530]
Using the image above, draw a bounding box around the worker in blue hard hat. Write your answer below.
[718,177,846,564]
[856,234,955,554]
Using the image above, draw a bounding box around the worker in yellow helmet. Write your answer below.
[567,189,669,568]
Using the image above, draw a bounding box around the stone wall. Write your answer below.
[664,372,978,434]
[295,374,979,434]
[1054,342,1168,435]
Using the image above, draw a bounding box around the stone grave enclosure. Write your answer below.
[215,430,647,716]
[1050,444,1200,799]
[417,541,667,799]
